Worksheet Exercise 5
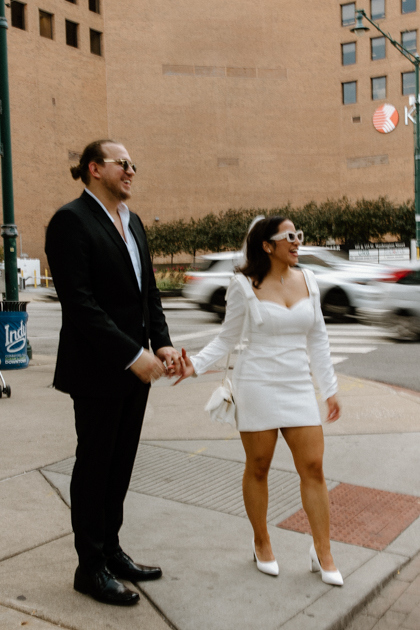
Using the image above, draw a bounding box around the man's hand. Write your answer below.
[155,346,182,377]
[173,348,195,385]
[325,394,341,423]
[130,350,166,384]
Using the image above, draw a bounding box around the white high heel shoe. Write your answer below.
[252,540,279,576]
[309,544,343,586]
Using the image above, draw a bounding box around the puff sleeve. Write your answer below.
[190,277,247,376]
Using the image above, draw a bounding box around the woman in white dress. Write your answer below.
[177,216,343,585]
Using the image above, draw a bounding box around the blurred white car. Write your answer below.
[182,247,392,321]
[357,263,420,340]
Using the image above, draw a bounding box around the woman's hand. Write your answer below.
[173,348,195,385]
[325,394,341,423]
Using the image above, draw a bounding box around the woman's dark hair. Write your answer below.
[239,216,287,288]
[70,139,118,185]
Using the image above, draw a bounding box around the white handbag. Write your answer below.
[204,275,251,428]
[204,360,236,427]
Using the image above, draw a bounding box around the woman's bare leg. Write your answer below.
[281,426,336,571]
[240,429,278,562]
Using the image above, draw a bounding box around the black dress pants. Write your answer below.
[70,380,150,574]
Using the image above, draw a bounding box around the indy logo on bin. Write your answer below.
[4,322,27,353]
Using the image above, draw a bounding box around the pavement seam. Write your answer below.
[279,552,411,630]
[0,532,72,565]
[0,599,84,630]
[133,584,180,630]
[40,469,71,508]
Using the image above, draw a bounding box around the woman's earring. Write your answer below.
[267,250,271,254]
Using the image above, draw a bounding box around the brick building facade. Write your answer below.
[3,0,420,267]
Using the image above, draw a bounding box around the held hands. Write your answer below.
[325,394,341,423]
[129,350,166,384]
[130,346,194,384]
[173,348,195,385]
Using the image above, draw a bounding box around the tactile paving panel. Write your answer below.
[277,483,420,551]
[43,444,338,525]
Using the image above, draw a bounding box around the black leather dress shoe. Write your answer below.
[107,550,162,582]
[74,566,140,606]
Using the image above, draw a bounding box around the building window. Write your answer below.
[342,42,356,65]
[402,30,417,53]
[89,0,100,13]
[341,3,355,26]
[342,81,357,104]
[65,0,77,4]
[372,76,386,100]
[90,29,102,55]
[11,1,25,30]
[371,36,386,60]
[402,0,416,13]
[402,71,415,95]
[65,20,78,47]
[39,10,53,39]
[371,0,385,19]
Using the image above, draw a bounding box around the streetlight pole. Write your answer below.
[351,9,420,255]
[0,0,19,300]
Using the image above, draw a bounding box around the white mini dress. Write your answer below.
[190,269,338,432]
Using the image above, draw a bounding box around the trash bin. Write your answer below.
[0,301,29,370]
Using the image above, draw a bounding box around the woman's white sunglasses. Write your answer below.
[271,230,304,244]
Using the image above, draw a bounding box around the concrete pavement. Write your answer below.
[0,339,420,628]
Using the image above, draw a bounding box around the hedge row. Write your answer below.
[144,197,416,261]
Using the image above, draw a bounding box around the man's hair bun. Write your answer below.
[70,164,82,180]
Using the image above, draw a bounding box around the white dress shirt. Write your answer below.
[85,188,144,367]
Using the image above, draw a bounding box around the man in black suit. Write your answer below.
[46,139,182,606]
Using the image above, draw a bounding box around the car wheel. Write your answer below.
[210,288,227,320]
[322,289,351,322]
[389,312,420,341]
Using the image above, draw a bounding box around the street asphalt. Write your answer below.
[0,289,419,630]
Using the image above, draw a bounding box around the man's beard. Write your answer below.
[102,175,131,201]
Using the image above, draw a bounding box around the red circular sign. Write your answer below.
[373,104,399,134]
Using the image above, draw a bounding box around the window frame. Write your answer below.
[402,30,417,54]
[11,1,26,30]
[401,0,416,14]
[341,3,356,26]
[371,76,387,100]
[65,19,78,48]
[371,36,386,60]
[90,28,102,56]
[342,81,357,105]
[342,41,356,65]
[402,71,416,95]
[39,10,54,40]
[89,0,100,13]
[371,0,386,19]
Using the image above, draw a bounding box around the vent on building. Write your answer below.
[352,116,361,123]
[218,158,239,167]
[68,151,82,161]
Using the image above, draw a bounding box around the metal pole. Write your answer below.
[416,61,420,258]
[0,0,19,300]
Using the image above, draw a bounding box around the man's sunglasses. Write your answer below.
[271,230,304,244]
[102,159,137,173]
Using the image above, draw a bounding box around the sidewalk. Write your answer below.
[0,354,419,630]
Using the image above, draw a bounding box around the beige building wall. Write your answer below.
[3,0,420,267]
[6,0,108,266]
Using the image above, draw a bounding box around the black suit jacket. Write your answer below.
[45,191,172,397]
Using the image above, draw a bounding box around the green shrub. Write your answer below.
[144,197,415,259]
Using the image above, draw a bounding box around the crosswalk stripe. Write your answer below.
[329,346,378,353]
[331,357,347,365]
[328,337,390,344]
[326,329,394,338]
